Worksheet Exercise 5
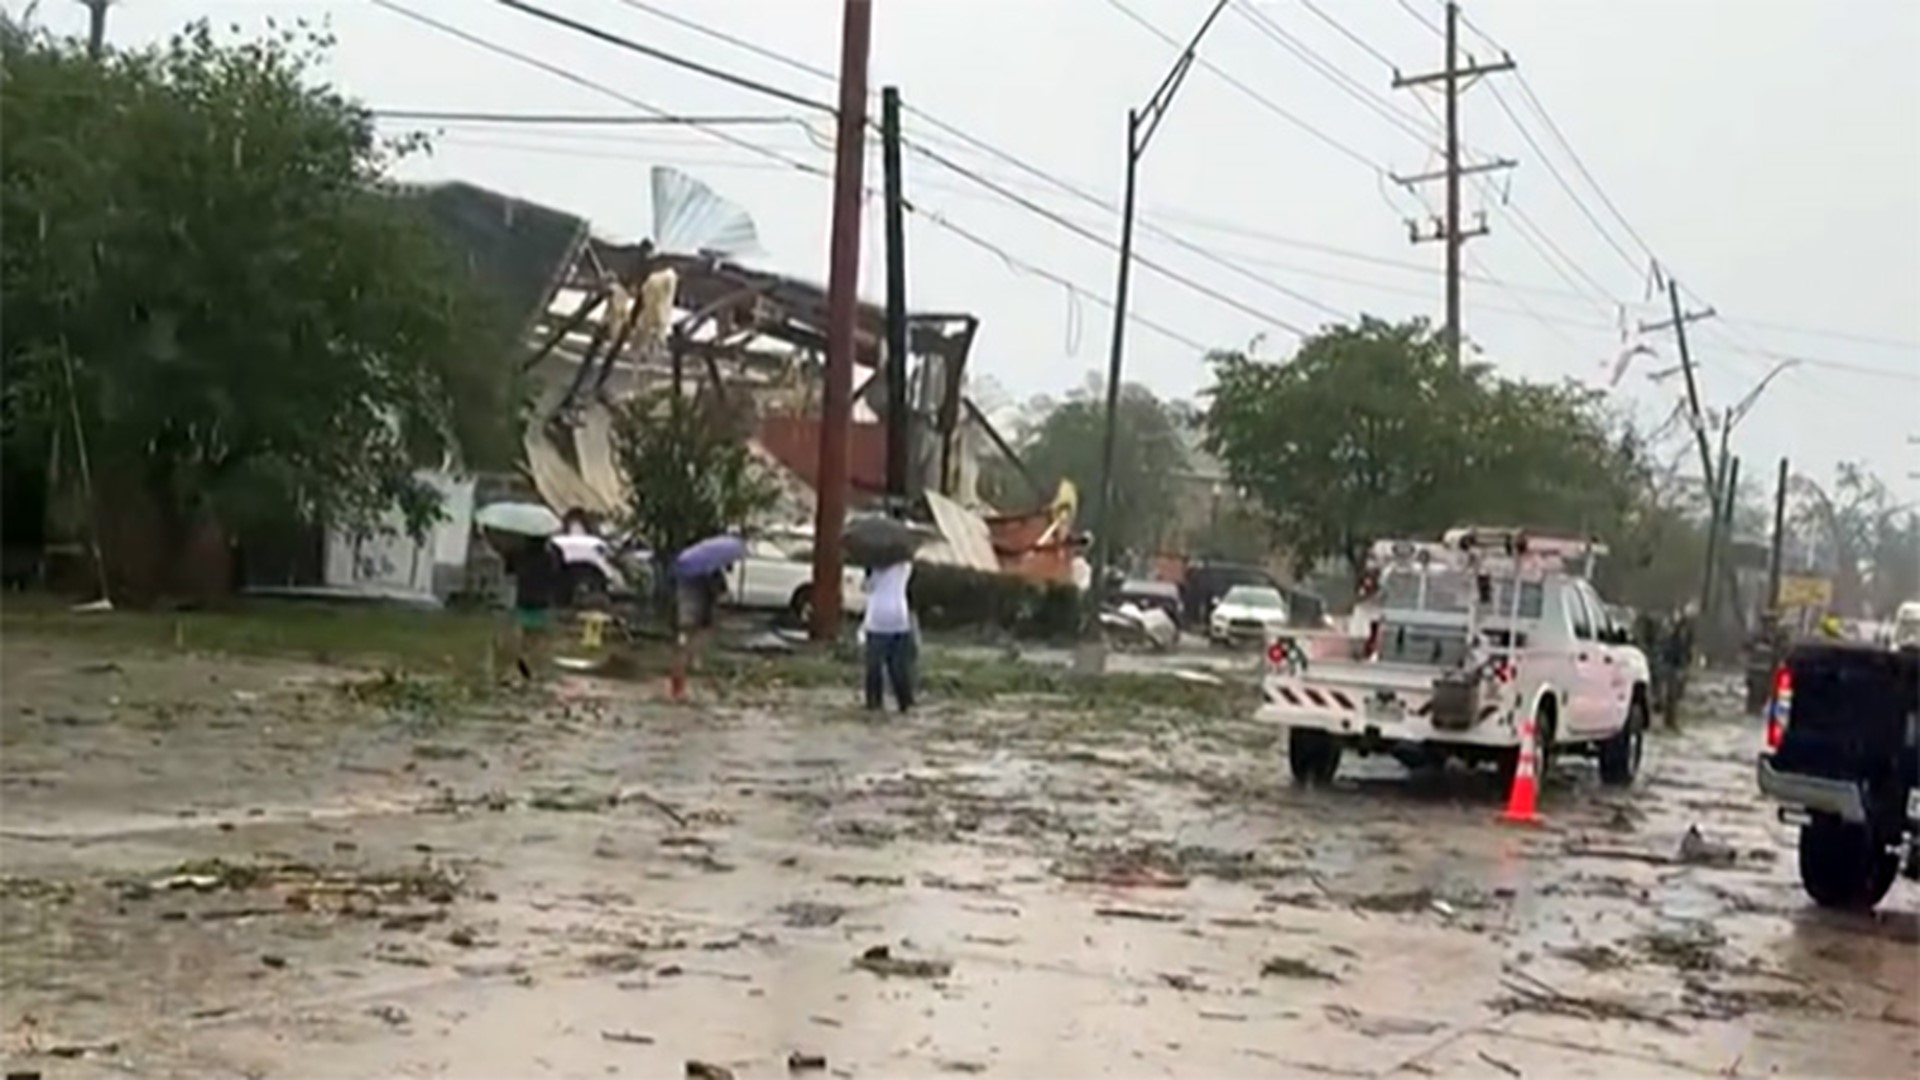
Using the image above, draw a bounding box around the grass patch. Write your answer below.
[1,595,498,680]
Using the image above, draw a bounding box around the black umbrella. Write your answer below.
[844,516,935,569]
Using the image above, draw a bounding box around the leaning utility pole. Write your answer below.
[880,86,910,519]
[808,0,873,640]
[81,0,112,59]
[1392,1,1515,366]
[1639,276,1718,493]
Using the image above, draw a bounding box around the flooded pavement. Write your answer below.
[2,635,1915,1078]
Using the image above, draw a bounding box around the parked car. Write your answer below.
[725,535,867,625]
[1181,561,1279,626]
[1209,584,1291,646]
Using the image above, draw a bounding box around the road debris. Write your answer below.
[685,1061,735,1080]
[852,944,952,979]
[1094,905,1184,923]
[601,1030,655,1045]
[786,1050,828,1072]
[1259,956,1338,981]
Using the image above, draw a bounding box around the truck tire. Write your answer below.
[786,584,814,628]
[1287,729,1342,785]
[1499,703,1557,792]
[1798,814,1899,911]
[1597,695,1647,787]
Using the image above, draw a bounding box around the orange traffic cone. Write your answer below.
[1501,711,1543,825]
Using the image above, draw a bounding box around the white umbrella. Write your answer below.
[475,501,562,538]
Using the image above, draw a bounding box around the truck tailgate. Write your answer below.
[1775,643,1918,787]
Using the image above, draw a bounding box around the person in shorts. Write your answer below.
[502,532,565,681]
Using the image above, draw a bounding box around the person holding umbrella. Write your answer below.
[475,502,567,682]
[669,534,748,700]
[862,559,917,713]
[845,516,928,714]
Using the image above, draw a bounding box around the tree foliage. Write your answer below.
[1,18,515,596]
[1007,380,1189,560]
[1203,318,1648,580]
[609,390,778,559]
[1792,463,1920,617]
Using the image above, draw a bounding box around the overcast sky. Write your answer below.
[22,0,1920,503]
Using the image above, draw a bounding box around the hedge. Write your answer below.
[909,564,1081,640]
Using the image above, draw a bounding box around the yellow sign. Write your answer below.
[1776,575,1832,610]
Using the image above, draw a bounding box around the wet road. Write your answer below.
[2,637,1914,1078]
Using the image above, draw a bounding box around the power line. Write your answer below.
[1232,1,1440,149]
[1295,0,1401,71]
[1099,0,1389,176]
[1453,5,1663,266]
[489,0,1336,334]
[367,0,831,178]
[1485,81,1644,278]
[369,108,804,127]
[489,0,833,115]
[368,0,1223,355]
[896,137,1317,336]
[1392,0,1445,37]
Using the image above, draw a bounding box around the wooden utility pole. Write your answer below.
[1392,1,1514,365]
[880,86,910,518]
[808,0,873,640]
[1639,276,1718,493]
[1766,456,1789,615]
[81,0,112,59]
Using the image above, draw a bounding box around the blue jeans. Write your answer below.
[864,632,916,711]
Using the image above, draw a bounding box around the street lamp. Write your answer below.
[1084,0,1229,668]
[1711,357,1799,493]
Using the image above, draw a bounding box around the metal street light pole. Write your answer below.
[1699,356,1799,636]
[1083,0,1228,669]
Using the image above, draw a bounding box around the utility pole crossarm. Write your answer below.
[1392,158,1516,187]
[1391,54,1515,88]
[1637,306,1716,335]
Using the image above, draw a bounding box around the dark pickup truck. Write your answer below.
[1756,640,1919,911]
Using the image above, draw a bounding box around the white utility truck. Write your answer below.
[1259,526,1651,788]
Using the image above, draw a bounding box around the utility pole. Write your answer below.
[81,0,112,59]
[880,86,910,519]
[1767,456,1788,616]
[1392,1,1515,365]
[808,0,873,640]
[1084,0,1228,671]
[1639,276,1718,493]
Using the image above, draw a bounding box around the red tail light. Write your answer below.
[1765,664,1792,751]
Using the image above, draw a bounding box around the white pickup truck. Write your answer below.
[1259,527,1651,789]
[724,535,867,624]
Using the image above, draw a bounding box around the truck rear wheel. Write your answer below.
[1798,814,1899,911]
[1287,729,1342,785]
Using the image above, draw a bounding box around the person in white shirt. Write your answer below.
[861,560,916,712]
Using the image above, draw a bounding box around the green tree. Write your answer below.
[1016,381,1188,562]
[1204,317,1649,579]
[1,19,514,600]
[609,389,777,560]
